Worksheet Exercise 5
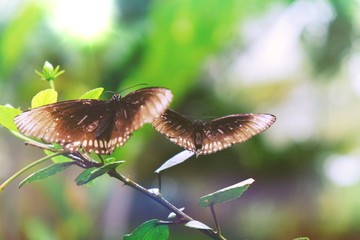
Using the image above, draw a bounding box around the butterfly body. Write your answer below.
[153,109,276,156]
[15,87,173,155]
[193,120,204,152]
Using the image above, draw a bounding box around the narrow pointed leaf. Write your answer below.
[75,168,95,185]
[19,162,74,188]
[79,88,104,99]
[123,219,169,240]
[0,105,22,131]
[293,238,310,240]
[31,89,58,108]
[44,150,72,163]
[75,160,125,185]
[155,150,194,173]
[184,220,212,230]
[198,178,255,208]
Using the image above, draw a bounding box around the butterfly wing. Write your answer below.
[152,109,197,152]
[106,87,173,153]
[14,99,115,153]
[15,87,173,155]
[200,113,276,155]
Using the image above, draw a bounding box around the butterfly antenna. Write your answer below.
[118,83,149,94]
[104,90,116,95]
[103,84,149,97]
[199,112,218,120]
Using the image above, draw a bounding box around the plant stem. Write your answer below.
[108,169,226,240]
[210,204,224,239]
[10,139,226,239]
[49,79,55,89]
[0,152,61,192]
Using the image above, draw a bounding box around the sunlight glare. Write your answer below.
[49,0,115,42]
[324,154,360,186]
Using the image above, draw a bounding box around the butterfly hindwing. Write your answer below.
[200,113,276,155]
[152,109,196,152]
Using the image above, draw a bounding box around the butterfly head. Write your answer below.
[109,94,121,102]
[193,119,204,125]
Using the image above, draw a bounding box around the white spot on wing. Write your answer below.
[77,115,88,125]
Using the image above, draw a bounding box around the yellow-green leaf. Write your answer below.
[31,89,58,108]
[0,105,22,131]
[44,149,73,163]
[79,88,104,99]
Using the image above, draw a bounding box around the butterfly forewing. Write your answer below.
[152,109,196,152]
[14,87,173,155]
[108,88,173,152]
[15,99,115,153]
[200,113,276,155]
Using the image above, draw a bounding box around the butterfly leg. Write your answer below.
[67,152,102,168]
[98,155,105,165]
[64,152,91,168]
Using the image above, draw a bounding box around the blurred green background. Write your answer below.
[1,0,360,239]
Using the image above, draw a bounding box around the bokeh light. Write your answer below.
[325,154,360,186]
[47,0,115,43]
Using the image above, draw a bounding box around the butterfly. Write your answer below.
[14,87,173,155]
[152,109,276,156]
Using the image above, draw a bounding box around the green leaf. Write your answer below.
[19,162,74,188]
[31,89,58,108]
[184,220,212,230]
[75,160,125,185]
[155,150,194,173]
[123,219,169,240]
[293,238,310,240]
[79,88,104,99]
[0,105,22,131]
[198,178,255,208]
[44,150,72,163]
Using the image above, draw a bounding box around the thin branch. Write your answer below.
[0,152,62,192]
[25,141,101,168]
[25,140,60,152]
[210,204,224,239]
[107,169,225,240]
[13,140,227,240]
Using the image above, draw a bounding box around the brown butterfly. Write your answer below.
[152,109,276,156]
[14,87,173,155]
